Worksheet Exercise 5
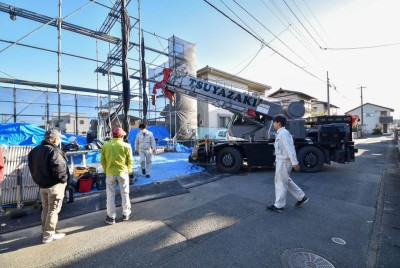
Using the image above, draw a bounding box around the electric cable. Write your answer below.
[301,0,332,44]
[282,0,322,49]
[202,0,326,83]
[289,0,327,47]
[231,0,311,67]
[261,0,320,61]
[322,42,400,50]
[219,0,266,42]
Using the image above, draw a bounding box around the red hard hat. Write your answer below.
[112,127,126,137]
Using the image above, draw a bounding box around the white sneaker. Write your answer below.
[42,232,66,244]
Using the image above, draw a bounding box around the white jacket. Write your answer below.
[135,129,156,151]
[274,127,298,165]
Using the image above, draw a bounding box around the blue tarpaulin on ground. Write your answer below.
[127,125,170,151]
[0,123,86,146]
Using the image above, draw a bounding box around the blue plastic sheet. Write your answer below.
[0,123,86,146]
[127,125,170,151]
[175,143,192,153]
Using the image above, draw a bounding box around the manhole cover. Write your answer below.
[281,248,336,268]
[331,237,346,245]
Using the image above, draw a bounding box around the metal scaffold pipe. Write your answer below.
[57,0,62,131]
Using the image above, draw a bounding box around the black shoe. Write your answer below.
[145,174,150,178]
[105,216,115,225]
[266,205,284,213]
[295,196,309,208]
[142,169,146,175]
[123,213,132,221]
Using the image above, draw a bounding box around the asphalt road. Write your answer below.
[0,136,395,267]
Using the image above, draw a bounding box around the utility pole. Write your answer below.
[327,71,330,116]
[358,86,366,137]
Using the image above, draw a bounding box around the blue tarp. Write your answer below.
[0,123,87,146]
[127,125,170,151]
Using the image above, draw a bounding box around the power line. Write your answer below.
[230,0,311,67]
[289,0,327,47]
[301,0,332,45]
[282,0,322,49]
[202,0,326,83]
[219,0,265,42]
[265,0,320,62]
[322,42,400,50]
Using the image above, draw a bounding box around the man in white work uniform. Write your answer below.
[134,123,156,178]
[266,114,309,212]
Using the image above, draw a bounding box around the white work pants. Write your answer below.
[106,174,131,219]
[139,150,152,175]
[274,160,305,208]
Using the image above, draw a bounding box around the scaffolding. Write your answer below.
[0,1,193,141]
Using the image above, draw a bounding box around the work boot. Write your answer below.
[142,169,146,175]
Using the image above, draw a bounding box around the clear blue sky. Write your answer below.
[1,0,399,121]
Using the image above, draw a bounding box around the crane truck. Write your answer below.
[152,68,357,173]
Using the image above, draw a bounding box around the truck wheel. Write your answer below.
[216,147,243,173]
[297,146,324,172]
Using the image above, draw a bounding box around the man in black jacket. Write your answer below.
[28,129,70,244]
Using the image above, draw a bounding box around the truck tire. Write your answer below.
[216,147,243,173]
[297,146,324,173]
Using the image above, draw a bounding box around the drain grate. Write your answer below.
[331,237,346,245]
[281,248,336,268]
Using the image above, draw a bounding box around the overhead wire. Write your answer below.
[230,25,290,71]
[230,0,311,67]
[282,0,322,49]
[289,0,327,47]
[322,42,400,50]
[219,0,265,42]
[202,0,326,84]
[263,0,320,61]
[301,0,332,45]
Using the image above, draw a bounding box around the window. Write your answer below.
[79,120,84,124]
[219,116,230,128]
[67,119,70,124]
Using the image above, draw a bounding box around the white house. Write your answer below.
[51,112,90,135]
[196,66,271,137]
[346,103,394,134]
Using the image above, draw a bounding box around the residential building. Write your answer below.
[311,101,339,116]
[196,66,272,129]
[50,112,90,135]
[346,103,394,134]
[267,88,316,118]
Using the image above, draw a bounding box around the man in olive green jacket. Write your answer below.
[101,127,133,224]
